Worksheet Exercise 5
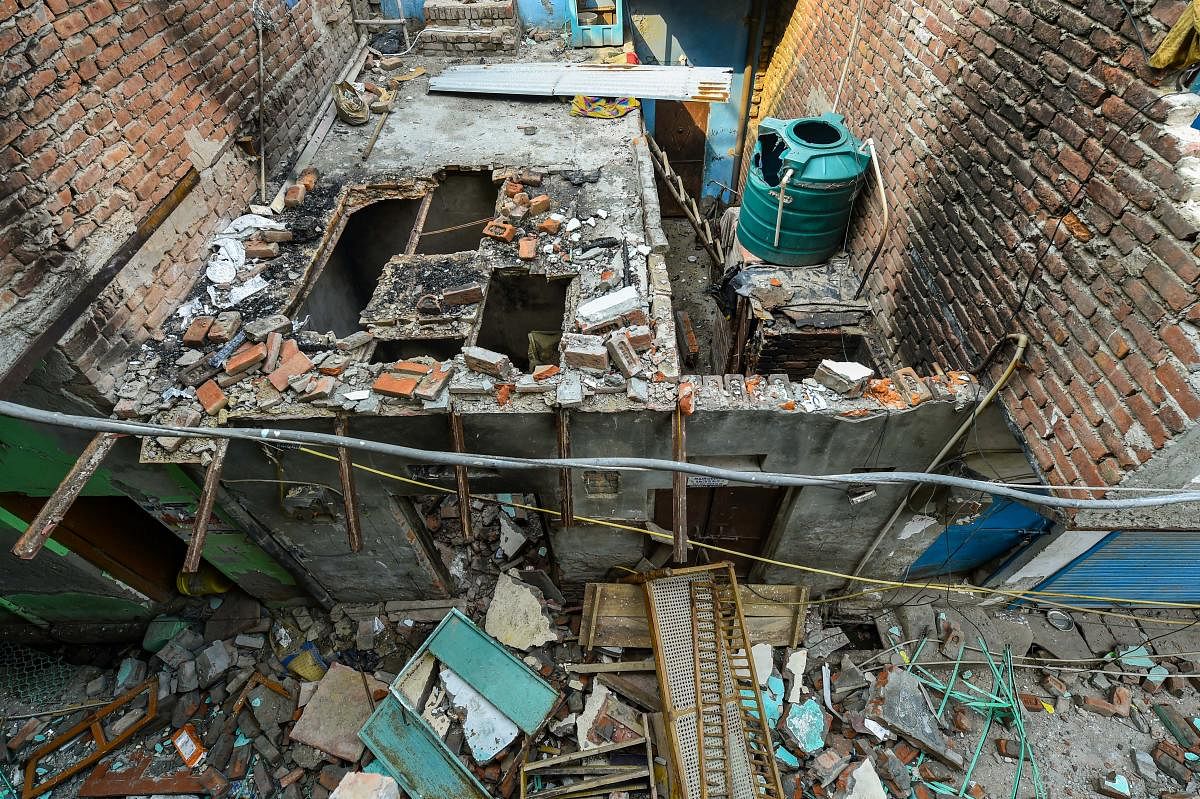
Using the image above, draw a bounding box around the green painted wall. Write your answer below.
[0,417,118,496]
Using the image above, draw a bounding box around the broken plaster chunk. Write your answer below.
[562,333,609,372]
[813,360,873,398]
[751,643,774,685]
[498,513,527,558]
[845,759,887,799]
[441,667,520,763]
[463,346,515,380]
[330,772,401,799]
[576,285,644,333]
[784,649,807,702]
[556,373,584,407]
[483,572,556,651]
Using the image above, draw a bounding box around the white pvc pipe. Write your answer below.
[773,167,794,248]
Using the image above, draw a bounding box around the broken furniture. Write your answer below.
[521,713,655,799]
[639,563,785,799]
[581,581,807,649]
[360,609,560,799]
[22,678,158,798]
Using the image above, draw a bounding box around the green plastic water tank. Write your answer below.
[737,113,870,266]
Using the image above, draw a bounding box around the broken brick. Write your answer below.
[496,383,513,406]
[298,166,319,191]
[244,241,279,260]
[300,376,334,400]
[538,217,562,235]
[268,350,314,391]
[196,380,228,415]
[264,332,283,372]
[463,346,514,379]
[533,364,559,381]
[503,180,523,197]
[513,191,530,207]
[373,373,419,398]
[225,343,267,375]
[529,194,551,215]
[183,316,215,347]
[414,363,454,401]
[392,360,434,376]
[208,311,242,343]
[996,738,1021,758]
[518,236,538,260]
[562,334,608,371]
[606,329,642,378]
[1017,693,1044,712]
[483,219,516,242]
[261,228,293,243]
[284,184,306,208]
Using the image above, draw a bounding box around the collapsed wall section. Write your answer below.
[0,0,359,399]
[751,0,1200,498]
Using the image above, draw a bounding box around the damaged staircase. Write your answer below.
[641,563,784,799]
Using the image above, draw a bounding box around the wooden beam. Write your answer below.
[11,433,121,560]
[336,416,364,553]
[449,412,474,541]
[404,192,435,255]
[564,659,657,674]
[556,409,574,527]
[671,407,688,563]
[184,439,228,573]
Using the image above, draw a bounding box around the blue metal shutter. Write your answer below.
[1035,530,1200,606]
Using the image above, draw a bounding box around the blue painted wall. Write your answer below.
[908,495,1055,579]
[627,0,753,199]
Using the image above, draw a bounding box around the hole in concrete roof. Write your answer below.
[299,198,422,337]
[475,273,568,372]
[371,337,466,364]
[414,171,498,255]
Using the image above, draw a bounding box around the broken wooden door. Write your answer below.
[654,486,783,574]
[653,100,709,217]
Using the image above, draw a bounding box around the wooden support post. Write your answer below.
[556,409,574,527]
[184,439,228,573]
[672,407,688,563]
[404,192,435,255]
[336,416,364,553]
[449,412,474,542]
[11,432,121,560]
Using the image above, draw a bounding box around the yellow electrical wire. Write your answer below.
[298,447,1200,624]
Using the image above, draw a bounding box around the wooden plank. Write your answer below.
[582,583,806,649]
[11,433,120,560]
[524,738,647,771]
[565,659,657,674]
[597,673,661,712]
[529,770,650,799]
[184,438,228,572]
[335,417,364,553]
[449,413,474,542]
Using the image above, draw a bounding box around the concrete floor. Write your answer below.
[662,217,724,374]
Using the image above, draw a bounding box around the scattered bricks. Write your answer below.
[261,228,293,243]
[950,704,979,733]
[513,192,530,207]
[1111,685,1132,716]
[606,329,642,378]
[197,380,228,415]
[208,311,242,343]
[269,349,314,391]
[562,333,609,371]
[298,167,319,192]
[284,184,306,208]
[1073,693,1119,717]
[1096,772,1131,799]
[225,343,267,375]
[624,324,653,351]
[319,353,352,376]
[280,768,306,788]
[243,314,291,342]
[576,286,642,333]
[517,236,538,260]
[528,194,551,215]
[195,641,232,688]
[538,217,562,235]
[810,748,850,787]
[337,331,374,351]
[503,180,523,198]
[414,363,455,401]
[463,346,515,379]
[496,383,514,406]
[533,364,559,380]
[264,332,283,372]
[319,767,350,792]
[184,316,215,347]
[373,373,419,399]
[245,241,279,260]
[483,219,516,242]
[996,739,1022,758]
[301,377,335,401]
[443,282,484,305]
[1041,674,1069,697]
[893,742,919,764]
[392,360,434,376]
[1017,692,1045,712]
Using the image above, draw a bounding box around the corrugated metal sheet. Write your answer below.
[1034,530,1200,606]
[429,62,733,102]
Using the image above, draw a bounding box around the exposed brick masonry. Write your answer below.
[752,0,1200,493]
[0,0,358,397]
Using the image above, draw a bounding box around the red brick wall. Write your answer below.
[752,0,1200,492]
[1,0,358,399]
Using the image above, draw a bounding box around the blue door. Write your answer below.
[907,495,1054,579]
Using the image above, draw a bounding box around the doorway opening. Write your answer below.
[652,485,783,576]
[299,198,422,337]
[414,171,499,255]
[475,273,568,371]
